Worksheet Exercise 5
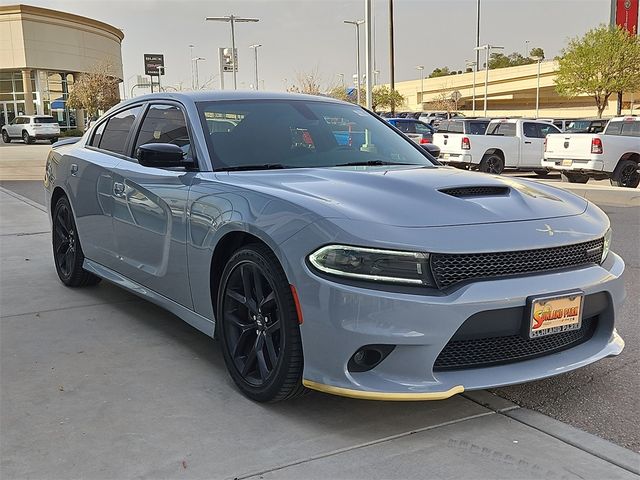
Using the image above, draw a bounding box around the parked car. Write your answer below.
[386,118,440,158]
[543,116,640,187]
[419,111,464,127]
[432,119,491,167]
[1,115,60,144]
[45,92,624,402]
[434,118,560,174]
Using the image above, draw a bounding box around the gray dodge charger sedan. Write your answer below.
[45,92,625,402]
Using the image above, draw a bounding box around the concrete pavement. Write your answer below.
[2,186,639,479]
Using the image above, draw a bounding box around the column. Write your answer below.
[21,69,35,115]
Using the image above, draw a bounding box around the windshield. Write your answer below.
[566,121,591,132]
[197,99,436,170]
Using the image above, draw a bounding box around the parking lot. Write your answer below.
[1,142,639,478]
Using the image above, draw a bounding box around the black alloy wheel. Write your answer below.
[1,130,10,143]
[610,160,640,188]
[52,196,101,287]
[218,244,304,402]
[479,154,504,175]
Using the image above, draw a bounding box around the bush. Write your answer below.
[60,129,85,137]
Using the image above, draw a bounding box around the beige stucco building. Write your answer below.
[0,4,123,129]
[394,61,639,118]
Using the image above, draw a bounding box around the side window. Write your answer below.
[486,123,499,135]
[394,121,414,133]
[98,105,143,156]
[133,104,192,160]
[620,121,640,137]
[414,122,432,134]
[90,122,106,147]
[605,122,622,136]
[489,122,516,136]
[469,122,488,135]
[523,122,538,138]
[537,123,559,137]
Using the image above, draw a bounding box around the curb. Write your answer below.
[540,181,640,207]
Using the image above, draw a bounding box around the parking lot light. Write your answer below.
[416,65,424,110]
[474,44,503,116]
[344,19,365,105]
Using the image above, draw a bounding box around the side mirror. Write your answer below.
[136,143,194,168]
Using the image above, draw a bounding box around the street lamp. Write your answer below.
[465,60,477,115]
[530,55,543,118]
[337,73,345,88]
[416,65,424,110]
[193,57,205,90]
[249,44,262,90]
[189,44,195,89]
[474,44,504,116]
[524,40,530,58]
[156,65,165,92]
[205,15,260,90]
[344,19,364,105]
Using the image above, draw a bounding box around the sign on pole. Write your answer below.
[144,54,165,76]
[219,48,238,72]
[611,0,639,34]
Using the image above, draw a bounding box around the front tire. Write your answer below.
[22,131,33,144]
[52,196,101,287]
[533,169,550,177]
[561,171,590,184]
[610,160,640,188]
[217,243,305,402]
[479,154,504,174]
[1,130,10,143]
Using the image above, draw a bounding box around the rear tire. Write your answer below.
[561,171,590,184]
[479,154,504,174]
[22,131,33,144]
[1,130,10,143]
[533,169,550,177]
[217,243,305,402]
[610,160,640,188]
[52,196,101,287]
[50,137,59,144]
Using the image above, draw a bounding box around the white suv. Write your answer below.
[2,115,61,144]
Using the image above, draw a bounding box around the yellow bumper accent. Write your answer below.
[302,379,464,401]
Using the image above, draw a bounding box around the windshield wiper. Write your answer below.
[335,160,416,167]
[217,163,286,172]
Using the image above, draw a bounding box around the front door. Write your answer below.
[520,122,546,168]
[110,103,194,308]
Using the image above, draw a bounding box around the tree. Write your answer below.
[429,67,451,78]
[488,52,535,69]
[67,61,120,120]
[555,25,640,118]
[426,91,455,114]
[286,68,323,95]
[372,85,405,111]
[529,47,545,59]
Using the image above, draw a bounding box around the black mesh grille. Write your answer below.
[439,186,509,197]
[434,315,598,371]
[430,238,604,288]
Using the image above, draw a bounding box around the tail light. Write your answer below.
[591,138,603,154]
[420,137,431,144]
[461,137,471,150]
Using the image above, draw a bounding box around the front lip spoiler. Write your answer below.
[302,379,464,401]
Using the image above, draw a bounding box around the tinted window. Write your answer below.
[35,117,56,124]
[523,122,538,138]
[447,122,464,134]
[605,121,623,135]
[394,121,415,133]
[134,104,192,160]
[488,122,516,136]
[620,121,640,137]
[91,122,106,147]
[538,123,560,137]
[98,106,143,155]
[414,122,433,134]
[15,117,25,124]
[468,121,488,135]
[198,100,436,170]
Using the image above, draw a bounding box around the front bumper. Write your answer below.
[289,250,625,400]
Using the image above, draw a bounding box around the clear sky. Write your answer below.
[4,0,611,94]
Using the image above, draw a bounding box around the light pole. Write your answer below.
[524,40,530,58]
[344,19,364,105]
[189,44,195,89]
[337,73,345,88]
[465,60,477,115]
[416,65,424,110]
[531,55,543,118]
[193,57,205,90]
[156,65,165,92]
[205,15,260,90]
[364,0,373,110]
[249,44,262,90]
[475,44,503,116]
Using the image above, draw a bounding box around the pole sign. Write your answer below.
[144,54,165,75]
[219,48,238,72]
[614,0,639,34]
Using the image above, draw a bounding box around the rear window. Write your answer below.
[34,117,56,124]
[437,121,463,133]
[468,121,489,135]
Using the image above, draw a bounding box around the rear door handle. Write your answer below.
[113,182,125,197]
[524,141,532,144]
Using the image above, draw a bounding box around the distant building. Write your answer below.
[392,61,639,118]
[0,4,123,130]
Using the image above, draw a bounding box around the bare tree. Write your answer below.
[67,61,120,121]
[286,68,324,95]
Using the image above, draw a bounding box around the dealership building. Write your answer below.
[0,4,123,130]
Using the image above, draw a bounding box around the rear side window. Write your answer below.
[90,122,106,147]
[605,122,622,135]
[394,121,415,133]
[538,123,559,137]
[35,117,55,124]
[620,121,640,137]
[414,122,432,134]
[468,121,488,135]
[487,122,516,136]
[97,106,143,156]
[134,104,192,160]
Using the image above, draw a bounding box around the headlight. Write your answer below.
[308,245,434,286]
[601,228,612,264]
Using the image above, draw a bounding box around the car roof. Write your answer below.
[121,90,347,105]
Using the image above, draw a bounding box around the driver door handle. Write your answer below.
[113,182,125,197]
[524,141,532,144]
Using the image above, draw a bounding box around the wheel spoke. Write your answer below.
[252,265,264,304]
[226,288,247,306]
[266,318,281,334]
[227,312,253,330]
[64,250,74,270]
[256,348,269,380]
[259,291,276,311]
[55,240,70,255]
[56,212,69,237]
[232,328,254,359]
[241,336,261,377]
[264,334,278,367]
[240,264,259,314]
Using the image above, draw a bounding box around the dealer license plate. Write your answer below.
[562,159,573,166]
[529,292,583,338]
[443,153,450,159]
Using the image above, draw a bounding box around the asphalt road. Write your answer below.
[1,178,638,452]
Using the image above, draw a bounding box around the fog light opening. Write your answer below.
[348,345,395,373]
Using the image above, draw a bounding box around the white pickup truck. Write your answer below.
[433,118,560,175]
[542,117,640,188]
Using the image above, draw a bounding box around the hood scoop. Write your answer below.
[439,186,510,198]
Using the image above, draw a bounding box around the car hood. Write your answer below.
[218,166,588,227]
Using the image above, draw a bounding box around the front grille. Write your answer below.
[430,237,604,288]
[434,315,598,371]
[439,186,509,198]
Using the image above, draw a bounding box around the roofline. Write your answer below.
[0,4,124,41]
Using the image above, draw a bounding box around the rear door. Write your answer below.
[109,102,195,308]
[520,122,546,168]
